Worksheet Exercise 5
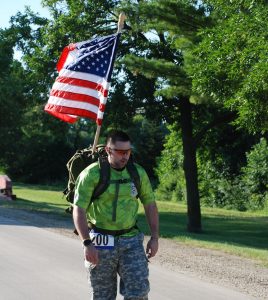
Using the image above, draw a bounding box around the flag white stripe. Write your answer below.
[97,111,104,119]
[106,35,118,81]
[48,96,99,114]
[51,82,107,104]
[59,69,110,90]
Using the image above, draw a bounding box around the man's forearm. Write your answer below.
[73,205,99,264]
[144,202,159,239]
[73,205,90,240]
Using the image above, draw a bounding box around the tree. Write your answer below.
[126,114,166,179]
[120,0,268,229]
[0,10,74,182]
[120,0,216,232]
[192,0,268,133]
[0,28,26,175]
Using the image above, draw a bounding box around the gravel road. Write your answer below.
[0,206,267,299]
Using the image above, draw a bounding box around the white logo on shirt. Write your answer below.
[131,182,138,197]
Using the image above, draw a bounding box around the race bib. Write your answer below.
[89,230,114,250]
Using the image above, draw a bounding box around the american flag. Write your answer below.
[44,33,120,125]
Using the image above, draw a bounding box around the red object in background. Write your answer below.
[0,175,16,200]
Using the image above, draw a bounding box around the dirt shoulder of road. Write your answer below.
[1,206,267,300]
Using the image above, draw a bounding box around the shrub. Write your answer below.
[241,137,268,210]
[198,138,268,211]
[198,160,247,211]
[154,124,186,202]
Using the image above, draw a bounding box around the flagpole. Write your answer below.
[91,12,126,152]
[117,12,126,33]
[92,124,101,152]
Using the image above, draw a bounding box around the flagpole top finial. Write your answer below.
[117,12,126,33]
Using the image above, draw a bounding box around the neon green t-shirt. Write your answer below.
[74,162,155,233]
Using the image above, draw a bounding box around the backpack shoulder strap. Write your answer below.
[126,158,141,197]
[91,155,110,202]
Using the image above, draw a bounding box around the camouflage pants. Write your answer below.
[85,233,149,300]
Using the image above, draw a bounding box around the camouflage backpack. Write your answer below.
[63,145,141,213]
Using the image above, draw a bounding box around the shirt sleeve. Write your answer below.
[137,165,155,205]
[73,163,99,210]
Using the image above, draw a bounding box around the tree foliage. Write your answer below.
[0,29,26,174]
[154,123,186,202]
[192,0,268,132]
[0,14,72,182]
[241,137,268,209]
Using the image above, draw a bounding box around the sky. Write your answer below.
[0,0,50,29]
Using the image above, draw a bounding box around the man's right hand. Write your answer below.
[84,244,99,265]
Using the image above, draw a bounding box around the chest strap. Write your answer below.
[109,178,132,222]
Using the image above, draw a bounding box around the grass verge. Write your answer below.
[1,183,267,266]
[139,201,268,267]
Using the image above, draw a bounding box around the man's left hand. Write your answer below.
[146,237,159,259]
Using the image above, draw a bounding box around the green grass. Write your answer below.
[8,183,68,214]
[1,183,267,266]
[138,201,268,266]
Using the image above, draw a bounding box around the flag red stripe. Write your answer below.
[56,44,76,72]
[50,89,101,107]
[56,46,70,72]
[45,104,98,121]
[96,118,103,126]
[56,76,108,97]
[45,109,78,124]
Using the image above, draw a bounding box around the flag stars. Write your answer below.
[65,35,116,76]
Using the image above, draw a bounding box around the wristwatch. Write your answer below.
[83,238,92,247]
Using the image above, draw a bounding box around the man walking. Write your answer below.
[73,130,159,300]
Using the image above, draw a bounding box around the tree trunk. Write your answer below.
[179,97,202,233]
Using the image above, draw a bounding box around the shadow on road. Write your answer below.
[0,198,73,231]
